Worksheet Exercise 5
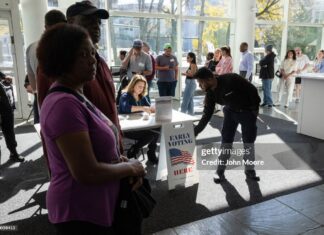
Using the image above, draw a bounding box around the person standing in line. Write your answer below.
[37,1,123,153]
[37,23,145,234]
[211,48,222,74]
[142,41,155,101]
[119,50,127,61]
[215,46,233,75]
[26,9,67,124]
[274,50,297,108]
[259,45,276,108]
[122,39,152,81]
[155,43,179,97]
[0,72,24,162]
[294,47,310,103]
[214,46,232,116]
[239,42,254,82]
[193,67,261,183]
[112,50,127,78]
[205,52,214,69]
[313,49,324,73]
[181,52,198,115]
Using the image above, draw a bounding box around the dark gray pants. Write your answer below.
[239,71,253,82]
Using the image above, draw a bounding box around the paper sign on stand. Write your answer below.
[156,121,199,190]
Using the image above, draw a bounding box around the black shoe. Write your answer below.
[147,150,158,164]
[127,146,139,159]
[267,105,273,108]
[213,169,226,184]
[245,170,260,181]
[260,103,266,107]
[10,153,25,162]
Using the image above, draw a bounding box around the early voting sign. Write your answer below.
[157,121,199,190]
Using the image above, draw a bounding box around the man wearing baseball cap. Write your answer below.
[66,1,123,149]
[155,43,179,96]
[193,67,261,183]
[37,1,123,152]
[121,39,152,81]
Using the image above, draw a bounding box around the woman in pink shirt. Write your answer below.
[216,46,233,75]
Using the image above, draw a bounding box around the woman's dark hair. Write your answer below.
[220,46,232,57]
[37,23,89,78]
[285,49,296,60]
[187,52,196,64]
[207,52,214,60]
[120,50,127,57]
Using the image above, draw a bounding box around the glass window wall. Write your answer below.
[289,0,324,24]
[182,0,233,17]
[110,0,177,14]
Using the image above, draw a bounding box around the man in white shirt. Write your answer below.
[239,42,254,82]
[294,47,310,102]
[26,10,66,123]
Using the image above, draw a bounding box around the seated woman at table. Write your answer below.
[38,24,145,234]
[119,75,159,164]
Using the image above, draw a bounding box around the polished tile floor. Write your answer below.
[154,184,324,235]
[154,93,324,235]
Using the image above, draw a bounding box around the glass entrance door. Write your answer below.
[0,10,22,118]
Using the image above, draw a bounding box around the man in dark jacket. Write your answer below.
[259,45,276,107]
[194,67,261,183]
[0,72,24,162]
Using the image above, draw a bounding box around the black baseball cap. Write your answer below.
[66,1,109,19]
[194,67,214,80]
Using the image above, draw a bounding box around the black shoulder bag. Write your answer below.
[275,70,282,78]
[114,177,156,235]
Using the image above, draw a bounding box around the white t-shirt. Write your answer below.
[281,59,297,75]
[26,41,39,91]
[296,54,310,74]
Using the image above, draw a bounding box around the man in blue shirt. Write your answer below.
[239,42,254,82]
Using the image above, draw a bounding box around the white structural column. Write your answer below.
[233,0,256,73]
[321,26,324,50]
[20,0,47,47]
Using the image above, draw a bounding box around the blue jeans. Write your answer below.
[157,81,173,96]
[262,79,273,105]
[181,79,196,115]
[171,80,177,97]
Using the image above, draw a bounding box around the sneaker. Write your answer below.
[284,105,288,108]
[260,103,266,107]
[245,170,260,181]
[267,105,273,108]
[213,169,226,184]
[10,153,25,162]
[295,98,300,103]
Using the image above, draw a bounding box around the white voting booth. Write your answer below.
[155,97,199,190]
